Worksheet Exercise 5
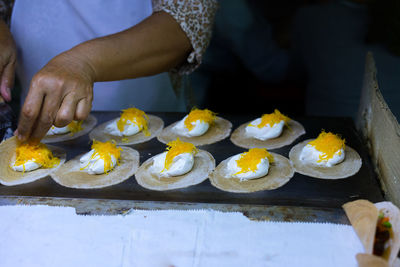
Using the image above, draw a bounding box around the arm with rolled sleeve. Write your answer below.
[153,0,218,74]
[15,0,218,142]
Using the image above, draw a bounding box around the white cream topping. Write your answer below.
[150,151,194,177]
[172,115,209,137]
[226,154,270,181]
[245,118,285,140]
[46,125,70,136]
[299,144,345,167]
[105,119,140,137]
[79,149,117,175]
[11,160,41,172]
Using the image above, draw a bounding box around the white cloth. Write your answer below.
[0,205,364,267]
[11,0,185,111]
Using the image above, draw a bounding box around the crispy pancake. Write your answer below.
[51,146,139,189]
[209,152,294,193]
[230,119,305,149]
[344,200,400,266]
[135,150,215,191]
[289,139,362,179]
[356,254,388,267]
[42,114,97,143]
[89,115,163,145]
[0,137,66,186]
[157,116,232,146]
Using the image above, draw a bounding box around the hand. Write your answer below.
[0,20,17,102]
[16,10,192,143]
[16,51,95,143]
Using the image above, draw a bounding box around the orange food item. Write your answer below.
[308,131,345,162]
[163,138,197,171]
[14,142,60,171]
[117,107,150,136]
[235,148,273,175]
[184,108,216,131]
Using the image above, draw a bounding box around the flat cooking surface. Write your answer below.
[0,112,384,208]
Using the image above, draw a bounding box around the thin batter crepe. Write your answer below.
[209,152,294,193]
[51,146,139,189]
[157,116,232,146]
[89,115,163,145]
[289,139,362,179]
[343,200,379,254]
[356,254,389,267]
[42,114,97,143]
[0,137,66,186]
[230,119,305,150]
[343,200,400,266]
[135,150,215,191]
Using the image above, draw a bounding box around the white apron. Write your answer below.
[11,0,185,112]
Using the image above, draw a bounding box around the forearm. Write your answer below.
[67,11,192,82]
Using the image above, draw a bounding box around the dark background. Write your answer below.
[189,0,400,120]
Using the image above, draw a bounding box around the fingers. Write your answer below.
[0,60,15,102]
[54,90,92,126]
[54,94,78,127]
[75,97,92,121]
[18,85,92,143]
[16,51,94,143]
[29,93,62,143]
[17,87,45,142]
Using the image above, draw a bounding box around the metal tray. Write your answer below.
[0,112,384,211]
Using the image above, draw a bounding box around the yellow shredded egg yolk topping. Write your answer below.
[235,148,273,175]
[254,109,290,128]
[163,138,198,171]
[89,140,123,173]
[14,143,60,170]
[184,108,216,131]
[308,131,345,162]
[116,107,150,136]
[67,121,83,134]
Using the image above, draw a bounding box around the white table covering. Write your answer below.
[0,205,363,267]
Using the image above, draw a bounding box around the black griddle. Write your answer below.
[0,112,384,209]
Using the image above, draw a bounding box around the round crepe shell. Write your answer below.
[356,254,389,267]
[157,116,232,146]
[89,115,163,145]
[344,200,400,266]
[50,146,139,189]
[343,199,379,254]
[209,152,294,193]
[289,139,362,179]
[0,136,66,186]
[230,119,305,149]
[135,150,215,191]
[42,114,97,143]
